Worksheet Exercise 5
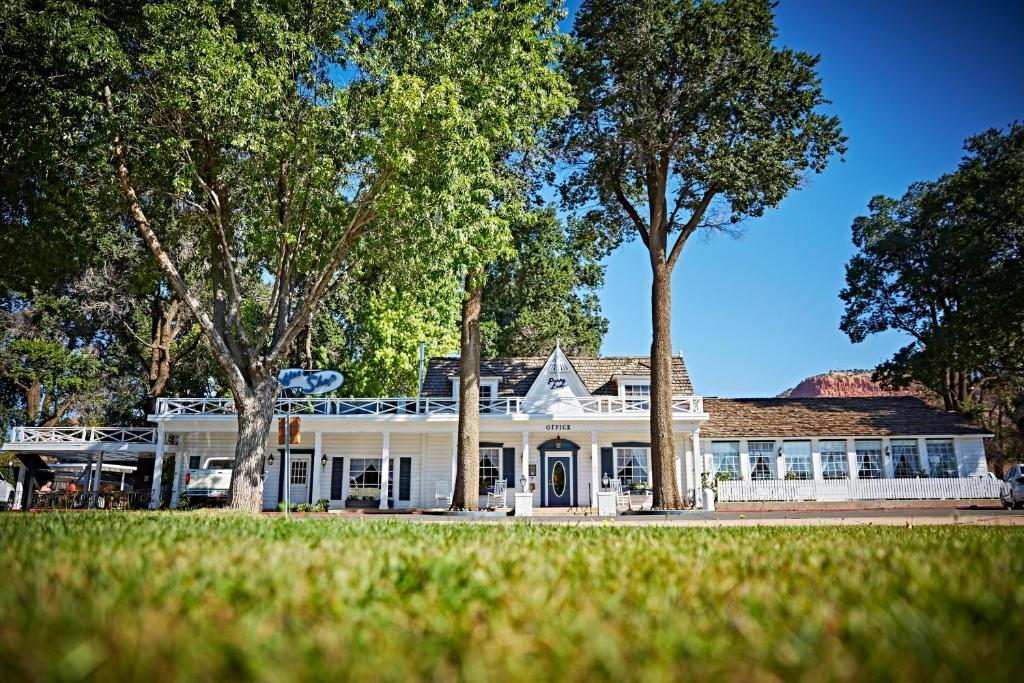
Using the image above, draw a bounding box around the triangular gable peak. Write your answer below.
[523,343,592,414]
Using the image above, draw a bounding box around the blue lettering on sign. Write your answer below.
[547,377,566,390]
[278,368,344,395]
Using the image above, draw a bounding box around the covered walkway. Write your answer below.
[2,427,175,510]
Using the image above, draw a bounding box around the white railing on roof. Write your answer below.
[9,426,159,445]
[717,477,1001,502]
[153,395,705,418]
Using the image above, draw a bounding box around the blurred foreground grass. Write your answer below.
[2,512,1022,682]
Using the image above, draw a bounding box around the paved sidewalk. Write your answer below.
[313,507,1024,526]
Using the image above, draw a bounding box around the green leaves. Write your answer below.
[841,123,1024,463]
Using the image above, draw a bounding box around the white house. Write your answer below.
[3,344,996,511]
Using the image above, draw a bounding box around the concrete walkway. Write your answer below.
[308,507,1024,526]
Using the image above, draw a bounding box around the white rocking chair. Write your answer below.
[611,479,631,510]
[435,480,452,507]
[486,480,508,509]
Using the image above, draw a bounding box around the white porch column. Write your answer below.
[149,425,167,509]
[379,431,391,510]
[738,439,751,480]
[590,430,599,500]
[674,435,684,499]
[918,437,928,476]
[90,451,105,508]
[450,431,458,490]
[846,441,859,481]
[881,437,894,478]
[522,432,531,492]
[690,431,701,503]
[811,438,824,481]
[170,451,184,508]
[14,464,26,510]
[120,471,126,491]
[776,440,786,480]
[311,431,323,505]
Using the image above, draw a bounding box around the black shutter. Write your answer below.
[502,447,516,487]
[601,447,614,480]
[330,457,345,500]
[399,457,412,501]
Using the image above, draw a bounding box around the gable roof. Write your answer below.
[701,397,990,438]
[420,355,694,398]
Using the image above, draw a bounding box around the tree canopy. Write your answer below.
[556,0,845,508]
[841,123,1024,468]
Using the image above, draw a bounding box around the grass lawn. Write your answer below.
[2,513,1023,682]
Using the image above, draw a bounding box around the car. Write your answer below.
[184,457,234,505]
[0,470,17,510]
[1000,464,1024,510]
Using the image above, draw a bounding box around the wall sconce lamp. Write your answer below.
[777,447,784,458]
[320,453,328,468]
[885,446,891,458]
[555,433,562,449]
[520,474,527,492]
[602,473,610,489]
[267,452,275,466]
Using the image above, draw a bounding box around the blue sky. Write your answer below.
[558,0,1024,397]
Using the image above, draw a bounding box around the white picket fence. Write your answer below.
[718,477,1001,502]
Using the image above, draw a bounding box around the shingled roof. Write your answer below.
[420,355,694,398]
[701,397,990,438]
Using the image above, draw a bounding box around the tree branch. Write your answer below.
[666,186,718,271]
[103,85,249,393]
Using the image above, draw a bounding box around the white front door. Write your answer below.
[288,456,310,505]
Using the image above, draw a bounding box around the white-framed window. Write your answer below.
[819,440,848,479]
[783,441,812,480]
[748,441,776,480]
[621,382,651,397]
[290,459,308,485]
[349,458,394,499]
[891,439,921,478]
[452,379,498,399]
[856,440,883,479]
[480,447,502,491]
[711,442,740,480]
[927,439,958,478]
[615,447,649,486]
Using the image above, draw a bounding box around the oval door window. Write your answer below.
[552,461,566,497]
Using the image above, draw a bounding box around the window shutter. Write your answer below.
[399,457,412,501]
[329,457,345,500]
[601,447,614,480]
[502,447,516,487]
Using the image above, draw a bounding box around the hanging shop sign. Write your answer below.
[278,368,344,395]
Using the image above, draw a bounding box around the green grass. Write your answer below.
[2,513,1023,682]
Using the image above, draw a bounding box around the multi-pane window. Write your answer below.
[748,441,776,480]
[479,384,498,413]
[927,439,958,478]
[891,439,921,478]
[856,441,883,479]
[290,459,307,485]
[711,442,740,480]
[783,441,813,480]
[616,447,650,486]
[622,382,651,397]
[621,382,651,410]
[349,458,394,499]
[819,440,849,479]
[480,447,502,491]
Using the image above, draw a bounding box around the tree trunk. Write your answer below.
[452,272,483,510]
[227,376,278,513]
[650,260,682,509]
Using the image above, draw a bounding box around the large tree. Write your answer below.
[8,0,574,511]
[842,123,1024,469]
[481,207,609,357]
[556,0,845,508]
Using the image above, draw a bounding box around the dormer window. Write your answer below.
[451,378,499,402]
[618,378,651,399]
